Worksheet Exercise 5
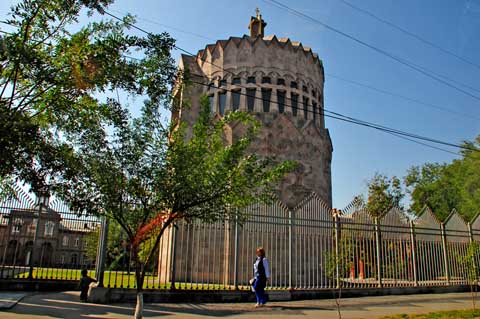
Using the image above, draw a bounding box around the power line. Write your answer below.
[101,11,480,122]
[262,0,480,102]
[327,73,480,121]
[189,78,469,154]
[102,10,476,154]
[339,0,480,71]
[109,9,216,42]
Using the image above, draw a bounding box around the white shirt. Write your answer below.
[253,257,271,279]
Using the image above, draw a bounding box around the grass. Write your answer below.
[12,267,236,290]
[377,309,480,319]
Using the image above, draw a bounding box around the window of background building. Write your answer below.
[71,253,77,265]
[277,90,286,113]
[219,79,227,87]
[232,77,241,85]
[303,96,309,119]
[312,101,318,123]
[312,90,316,98]
[44,221,54,237]
[303,85,308,93]
[247,88,256,112]
[262,76,271,84]
[60,255,65,264]
[290,81,297,89]
[12,218,22,234]
[74,237,80,247]
[232,90,241,111]
[291,93,298,116]
[208,95,215,114]
[262,88,272,112]
[247,76,256,84]
[277,78,285,86]
[62,235,69,246]
[219,92,227,115]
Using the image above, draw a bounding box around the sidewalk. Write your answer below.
[0,291,475,318]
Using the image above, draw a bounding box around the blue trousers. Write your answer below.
[253,277,267,304]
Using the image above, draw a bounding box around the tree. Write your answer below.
[58,96,294,318]
[1,0,175,196]
[405,136,480,221]
[365,173,404,217]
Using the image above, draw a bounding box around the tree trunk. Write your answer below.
[134,291,144,319]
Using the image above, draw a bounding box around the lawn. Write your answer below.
[377,309,480,319]
[12,267,237,290]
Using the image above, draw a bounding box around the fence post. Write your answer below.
[409,220,418,287]
[28,193,49,280]
[374,217,383,288]
[440,223,450,285]
[170,224,178,290]
[288,210,293,289]
[233,214,239,290]
[467,222,478,283]
[95,217,109,287]
[334,213,341,289]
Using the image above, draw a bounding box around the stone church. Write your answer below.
[158,10,333,287]
[175,9,332,208]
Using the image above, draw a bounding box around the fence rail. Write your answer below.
[0,191,479,292]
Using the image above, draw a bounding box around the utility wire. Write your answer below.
[102,10,476,154]
[109,9,216,42]
[339,0,480,71]
[4,10,469,154]
[327,73,480,121]
[263,0,480,101]
[101,11,480,122]
[189,78,468,154]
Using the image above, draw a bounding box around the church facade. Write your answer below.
[158,10,333,286]
[176,10,333,208]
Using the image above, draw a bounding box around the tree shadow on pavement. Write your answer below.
[4,291,335,318]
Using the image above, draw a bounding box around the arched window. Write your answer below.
[290,81,297,89]
[277,78,285,86]
[303,97,309,120]
[219,92,227,115]
[44,221,55,237]
[62,235,69,246]
[291,93,298,116]
[261,76,271,84]
[277,90,286,113]
[12,218,23,234]
[232,77,241,85]
[232,90,241,111]
[208,95,215,114]
[71,253,78,265]
[247,76,256,84]
[246,88,256,112]
[262,88,272,112]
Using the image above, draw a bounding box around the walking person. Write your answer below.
[252,247,270,307]
[79,269,97,302]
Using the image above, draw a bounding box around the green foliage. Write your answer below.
[405,136,480,221]
[365,173,404,217]
[57,95,294,291]
[0,0,175,195]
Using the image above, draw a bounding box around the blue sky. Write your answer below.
[1,0,479,209]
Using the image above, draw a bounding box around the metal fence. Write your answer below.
[1,189,479,292]
[0,186,99,281]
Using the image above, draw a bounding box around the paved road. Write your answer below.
[0,291,476,318]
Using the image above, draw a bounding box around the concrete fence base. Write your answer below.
[88,285,473,304]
